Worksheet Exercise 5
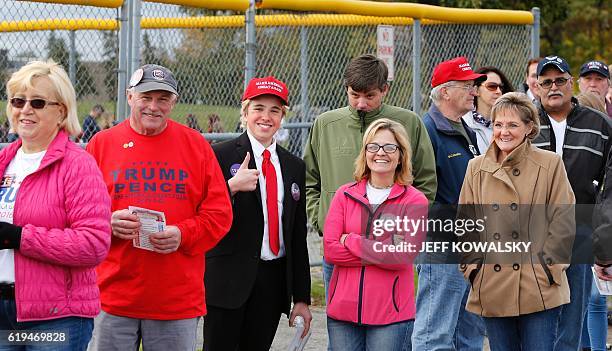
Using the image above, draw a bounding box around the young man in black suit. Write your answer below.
[203,76,312,350]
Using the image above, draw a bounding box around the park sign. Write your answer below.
[377,25,395,81]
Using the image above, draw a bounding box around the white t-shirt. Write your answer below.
[366,182,392,206]
[548,116,567,157]
[0,148,46,283]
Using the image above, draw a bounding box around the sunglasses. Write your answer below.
[538,77,570,89]
[366,143,400,154]
[483,82,504,92]
[10,98,61,109]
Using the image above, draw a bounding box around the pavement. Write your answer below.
[195,305,327,351]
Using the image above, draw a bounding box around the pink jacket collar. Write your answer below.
[344,178,407,206]
[0,130,69,175]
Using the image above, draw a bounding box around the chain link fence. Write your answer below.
[139,2,245,136]
[419,24,531,112]
[252,17,414,156]
[0,1,535,154]
[0,1,119,142]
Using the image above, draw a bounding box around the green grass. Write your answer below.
[77,100,242,132]
[170,103,241,132]
[1,100,307,133]
[311,276,326,307]
[0,100,243,133]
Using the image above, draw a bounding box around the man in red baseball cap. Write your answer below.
[203,76,312,351]
[412,56,487,350]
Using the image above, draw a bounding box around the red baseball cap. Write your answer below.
[431,57,486,88]
[242,76,289,105]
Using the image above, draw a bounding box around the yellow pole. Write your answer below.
[31,0,123,8]
[259,0,534,25]
[141,16,244,29]
[144,0,250,11]
[0,18,118,32]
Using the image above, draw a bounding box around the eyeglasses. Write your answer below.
[366,143,400,154]
[10,98,61,109]
[446,85,477,93]
[538,77,570,89]
[483,82,504,92]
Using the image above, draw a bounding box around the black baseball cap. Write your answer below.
[537,56,571,76]
[128,64,178,95]
[579,60,610,79]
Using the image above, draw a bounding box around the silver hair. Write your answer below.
[429,81,455,104]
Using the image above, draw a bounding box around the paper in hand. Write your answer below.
[129,206,166,251]
[592,267,612,295]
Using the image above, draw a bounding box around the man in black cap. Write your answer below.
[86,64,232,350]
[578,60,611,118]
[532,56,612,351]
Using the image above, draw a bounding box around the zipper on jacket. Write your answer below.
[344,188,399,325]
[357,211,375,324]
[357,266,366,324]
[358,110,366,134]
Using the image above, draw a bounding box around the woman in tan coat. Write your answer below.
[458,92,576,350]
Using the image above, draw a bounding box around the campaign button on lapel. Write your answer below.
[291,182,300,201]
[230,163,241,177]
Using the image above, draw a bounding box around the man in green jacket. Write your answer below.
[303,55,437,344]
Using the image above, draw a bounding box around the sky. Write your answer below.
[0,1,185,62]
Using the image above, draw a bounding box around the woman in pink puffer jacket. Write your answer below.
[324,119,428,351]
[0,60,111,350]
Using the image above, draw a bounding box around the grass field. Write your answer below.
[1,99,306,134]
[0,100,244,132]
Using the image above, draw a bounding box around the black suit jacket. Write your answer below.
[205,132,311,313]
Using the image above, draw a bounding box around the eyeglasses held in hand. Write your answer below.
[483,82,504,92]
[366,143,400,154]
[10,98,61,109]
[538,77,570,89]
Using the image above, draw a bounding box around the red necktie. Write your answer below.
[262,149,279,255]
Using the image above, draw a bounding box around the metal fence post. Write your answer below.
[298,25,310,156]
[130,0,142,75]
[116,0,130,121]
[68,31,76,85]
[412,19,421,116]
[299,26,310,122]
[531,7,540,58]
[244,0,256,89]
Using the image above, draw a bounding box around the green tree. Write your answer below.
[47,32,69,68]
[402,0,610,69]
[46,31,97,99]
[170,6,244,106]
[141,32,170,67]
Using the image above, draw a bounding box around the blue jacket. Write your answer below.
[81,115,100,142]
[423,104,479,205]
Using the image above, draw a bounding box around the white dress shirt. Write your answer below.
[247,131,286,260]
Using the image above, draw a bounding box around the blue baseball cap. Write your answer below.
[579,60,609,79]
[537,56,571,76]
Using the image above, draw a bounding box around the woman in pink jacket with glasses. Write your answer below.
[0,60,111,350]
[324,118,428,351]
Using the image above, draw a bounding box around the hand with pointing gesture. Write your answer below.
[228,152,260,196]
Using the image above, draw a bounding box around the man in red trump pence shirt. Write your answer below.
[86,64,232,351]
